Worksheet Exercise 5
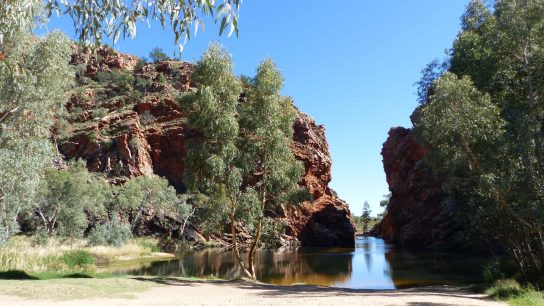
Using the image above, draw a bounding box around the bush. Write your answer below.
[88,220,132,247]
[156,73,167,84]
[139,111,155,126]
[127,90,143,103]
[486,279,524,299]
[96,70,135,93]
[134,76,152,93]
[134,59,147,71]
[93,107,109,120]
[60,250,95,270]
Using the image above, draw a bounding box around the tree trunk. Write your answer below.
[230,213,252,278]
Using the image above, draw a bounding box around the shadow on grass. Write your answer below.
[0,270,38,280]
[63,273,93,279]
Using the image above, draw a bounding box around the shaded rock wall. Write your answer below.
[371,127,460,249]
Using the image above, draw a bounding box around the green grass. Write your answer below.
[485,279,544,306]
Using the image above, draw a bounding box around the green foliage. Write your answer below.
[134,76,152,93]
[34,160,110,238]
[181,43,243,234]
[134,58,147,71]
[96,70,135,94]
[182,45,303,278]
[486,279,524,299]
[415,0,544,282]
[59,250,95,270]
[46,0,241,49]
[361,201,372,232]
[127,90,143,103]
[115,175,183,234]
[88,218,132,247]
[0,30,73,243]
[93,107,109,120]
[149,47,170,63]
[260,218,288,248]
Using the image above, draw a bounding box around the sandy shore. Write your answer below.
[0,278,505,306]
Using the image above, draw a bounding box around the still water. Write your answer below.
[104,237,488,289]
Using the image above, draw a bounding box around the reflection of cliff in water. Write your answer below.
[104,237,489,289]
[385,249,486,288]
[118,247,353,286]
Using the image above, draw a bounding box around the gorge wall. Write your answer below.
[58,47,355,247]
[371,126,460,249]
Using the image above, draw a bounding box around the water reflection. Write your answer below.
[104,237,487,289]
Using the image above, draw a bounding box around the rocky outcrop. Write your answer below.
[371,127,459,249]
[58,47,354,247]
[287,112,355,247]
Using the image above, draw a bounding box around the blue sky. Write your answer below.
[45,1,470,217]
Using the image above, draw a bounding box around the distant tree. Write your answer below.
[361,201,371,233]
[379,193,391,208]
[149,47,170,63]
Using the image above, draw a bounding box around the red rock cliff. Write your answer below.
[371,127,460,249]
[58,47,355,247]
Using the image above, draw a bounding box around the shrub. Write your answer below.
[96,70,135,93]
[93,107,109,120]
[134,59,147,71]
[139,111,155,126]
[60,250,95,270]
[88,220,132,247]
[134,76,152,93]
[486,279,523,299]
[156,73,167,84]
[127,90,143,103]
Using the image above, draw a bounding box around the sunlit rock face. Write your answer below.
[58,47,355,247]
[371,127,460,250]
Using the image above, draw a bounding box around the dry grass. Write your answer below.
[0,278,156,301]
[0,236,169,273]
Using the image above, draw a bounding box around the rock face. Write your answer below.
[59,47,355,247]
[371,127,459,249]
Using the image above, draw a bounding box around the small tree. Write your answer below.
[115,175,180,234]
[34,160,109,239]
[149,47,170,63]
[361,201,371,233]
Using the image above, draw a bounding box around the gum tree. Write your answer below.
[238,59,304,277]
[181,44,253,277]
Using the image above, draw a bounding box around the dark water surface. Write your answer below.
[104,237,488,289]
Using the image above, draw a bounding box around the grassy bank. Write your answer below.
[485,279,544,306]
[0,236,173,276]
[0,277,157,301]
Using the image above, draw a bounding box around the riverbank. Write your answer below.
[0,236,174,275]
[0,277,504,306]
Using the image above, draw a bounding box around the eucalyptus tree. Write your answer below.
[46,0,241,52]
[0,30,73,243]
[34,160,110,238]
[181,44,256,277]
[414,0,544,280]
[238,59,304,277]
[115,175,184,234]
